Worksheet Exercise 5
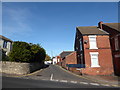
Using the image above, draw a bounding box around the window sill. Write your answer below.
[89,48,98,49]
[91,65,100,68]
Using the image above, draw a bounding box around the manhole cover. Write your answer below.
[36,75,42,76]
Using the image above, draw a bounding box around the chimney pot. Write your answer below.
[98,21,103,29]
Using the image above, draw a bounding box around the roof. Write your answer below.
[59,51,73,59]
[103,23,120,32]
[77,26,109,35]
[0,35,13,42]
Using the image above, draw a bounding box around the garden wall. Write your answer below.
[0,61,44,75]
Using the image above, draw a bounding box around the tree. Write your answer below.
[45,54,51,61]
[9,41,46,63]
[9,41,32,62]
[30,44,46,63]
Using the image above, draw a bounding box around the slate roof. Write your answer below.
[59,51,73,59]
[103,23,120,32]
[0,35,13,42]
[77,26,109,35]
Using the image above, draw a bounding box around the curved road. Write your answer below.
[2,64,115,88]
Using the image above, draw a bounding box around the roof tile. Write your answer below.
[77,26,109,35]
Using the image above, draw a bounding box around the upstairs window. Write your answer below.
[79,38,83,51]
[115,36,119,51]
[3,41,7,48]
[88,35,98,49]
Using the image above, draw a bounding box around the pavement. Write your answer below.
[1,64,120,88]
[56,65,120,87]
[82,75,120,87]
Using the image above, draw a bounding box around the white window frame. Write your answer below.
[90,52,100,67]
[88,35,98,49]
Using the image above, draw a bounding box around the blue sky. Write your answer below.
[2,2,118,57]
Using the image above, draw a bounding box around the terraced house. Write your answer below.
[59,51,76,68]
[98,22,120,76]
[74,24,114,75]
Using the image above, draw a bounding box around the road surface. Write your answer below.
[2,64,116,88]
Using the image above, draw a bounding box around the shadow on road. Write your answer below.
[42,64,50,69]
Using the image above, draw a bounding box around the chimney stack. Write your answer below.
[98,21,103,29]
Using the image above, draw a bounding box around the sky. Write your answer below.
[2,2,118,57]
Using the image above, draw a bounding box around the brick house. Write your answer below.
[59,51,76,68]
[74,26,114,75]
[98,22,120,76]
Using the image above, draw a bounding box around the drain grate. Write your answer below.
[36,75,42,76]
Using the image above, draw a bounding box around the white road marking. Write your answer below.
[90,83,100,86]
[41,79,48,81]
[50,74,53,80]
[60,80,68,83]
[79,82,88,84]
[101,84,110,87]
[51,79,59,82]
[70,81,77,84]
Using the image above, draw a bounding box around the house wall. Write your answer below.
[52,57,58,65]
[102,24,120,76]
[65,51,77,65]
[0,39,4,48]
[74,29,84,64]
[57,57,62,66]
[61,52,77,69]
[111,34,120,75]
[0,38,12,55]
[81,35,114,75]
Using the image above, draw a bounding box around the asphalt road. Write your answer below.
[2,76,106,88]
[28,64,97,82]
[2,64,116,88]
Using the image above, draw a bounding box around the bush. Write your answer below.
[30,44,46,63]
[1,49,9,61]
[9,41,32,62]
[45,54,51,61]
[9,41,46,63]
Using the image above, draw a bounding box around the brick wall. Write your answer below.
[110,35,120,76]
[61,51,77,69]
[102,24,120,76]
[81,35,114,75]
[65,51,77,64]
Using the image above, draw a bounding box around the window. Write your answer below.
[90,52,100,67]
[79,38,83,51]
[89,35,98,49]
[76,47,78,50]
[115,36,119,51]
[3,41,7,48]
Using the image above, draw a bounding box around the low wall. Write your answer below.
[0,61,44,75]
[81,67,114,75]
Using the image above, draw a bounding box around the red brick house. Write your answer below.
[98,22,120,76]
[59,51,76,68]
[74,26,114,75]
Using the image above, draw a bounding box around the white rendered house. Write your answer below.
[0,35,13,55]
[52,57,58,65]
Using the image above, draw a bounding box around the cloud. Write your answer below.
[2,5,33,39]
